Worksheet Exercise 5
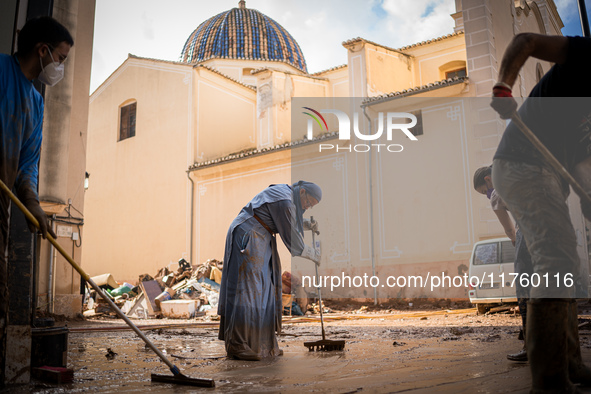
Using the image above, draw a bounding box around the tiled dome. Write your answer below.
[179,1,307,73]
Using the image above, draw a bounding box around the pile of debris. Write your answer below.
[84,258,223,319]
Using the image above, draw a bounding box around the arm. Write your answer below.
[15,115,54,238]
[269,201,320,264]
[492,33,569,118]
[493,209,516,245]
[497,33,568,88]
[267,200,305,256]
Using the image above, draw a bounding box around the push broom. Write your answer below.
[0,179,215,388]
[303,217,346,351]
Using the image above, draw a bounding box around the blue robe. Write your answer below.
[218,184,306,358]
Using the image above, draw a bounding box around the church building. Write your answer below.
[84,0,573,300]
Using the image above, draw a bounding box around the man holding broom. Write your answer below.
[0,16,69,385]
[491,32,591,392]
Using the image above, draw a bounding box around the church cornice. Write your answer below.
[195,64,256,91]
[362,76,469,106]
[188,132,339,171]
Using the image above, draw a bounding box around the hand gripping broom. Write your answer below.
[303,216,346,351]
[0,179,214,387]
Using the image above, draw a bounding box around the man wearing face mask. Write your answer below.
[0,16,71,385]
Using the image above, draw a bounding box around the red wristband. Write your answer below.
[492,86,513,98]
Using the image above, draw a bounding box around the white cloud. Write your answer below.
[89,0,577,93]
[555,0,578,23]
[141,12,155,41]
[87,1,461,92]
[381,0,455,46]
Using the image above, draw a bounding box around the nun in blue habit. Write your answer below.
[218,181,322,360]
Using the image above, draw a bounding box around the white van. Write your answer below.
[468,237,517,314]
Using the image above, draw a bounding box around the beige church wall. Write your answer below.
[255,71,316,147]
[190,150,293,269]
[364,43,413,97]
[292,75,329,98]
[194,67,257,162]
[85,59,194,282]
[264,73,331,146]
[204,58,305,85]
[290,143,362,296]
[460,97,511,239]
[286,97,484,299]
[366,98,476,258]
[406,36,467,86]
[311,66,349,97]
[324,67,350,98]
[80,0,568,298]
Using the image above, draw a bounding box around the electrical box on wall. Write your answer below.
[56,225,72,238]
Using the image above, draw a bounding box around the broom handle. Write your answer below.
[0,179,180,375]
[311,216,326,340]
[511,114,591,207]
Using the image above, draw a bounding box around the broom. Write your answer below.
[303,217,345,351]
[0,179,215,387]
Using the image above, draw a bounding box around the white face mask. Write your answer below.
[38,47,64,86]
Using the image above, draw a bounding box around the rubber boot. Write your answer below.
[507,345,528,362]
[508,321,528,362]
[527,299,576,393]
[568,300,591,386]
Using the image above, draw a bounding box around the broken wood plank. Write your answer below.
[140,280,162,314]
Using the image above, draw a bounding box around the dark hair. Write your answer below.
[17,16,74,56]
[473,166,492,190]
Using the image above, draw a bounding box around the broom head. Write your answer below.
[303,339,346,351]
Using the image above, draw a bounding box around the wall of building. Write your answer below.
[189,150,293,267]
[84,0,566,298]
[85,58,194,282]
[194,66,257,161]
[405,35,467,86]
[364,44,413,97]
[325,67,350,98]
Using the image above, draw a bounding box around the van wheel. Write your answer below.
[477,304,489,315]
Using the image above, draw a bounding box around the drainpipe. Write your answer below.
[187,171,195,264]
[362,106,377,305]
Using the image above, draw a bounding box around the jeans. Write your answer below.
[492,159,577,299]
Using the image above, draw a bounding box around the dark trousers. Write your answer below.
[514,228,533,329]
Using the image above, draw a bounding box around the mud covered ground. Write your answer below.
[8,303,591,393]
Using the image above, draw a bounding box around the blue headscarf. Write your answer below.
[292,181,322,235]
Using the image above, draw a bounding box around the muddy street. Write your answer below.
[11,307,591,393]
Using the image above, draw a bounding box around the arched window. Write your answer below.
[119,100,137,141]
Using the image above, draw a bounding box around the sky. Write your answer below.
[89,0,589,94]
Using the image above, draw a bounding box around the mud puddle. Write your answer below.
[9,310,591,393]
